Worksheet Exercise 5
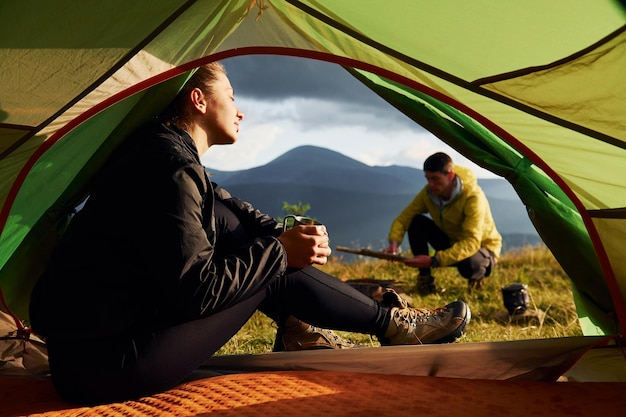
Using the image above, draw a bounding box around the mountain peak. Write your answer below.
[273,145,367,169]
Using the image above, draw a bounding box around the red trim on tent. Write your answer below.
[0,60,200,235]
[0,47,623,337]
[0,287,25,332]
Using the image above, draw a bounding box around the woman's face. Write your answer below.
[204,72,244,147]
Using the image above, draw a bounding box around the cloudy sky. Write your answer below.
[201,55,498,179]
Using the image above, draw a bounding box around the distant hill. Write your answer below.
[207,146,541,255]
[209,146,422,195]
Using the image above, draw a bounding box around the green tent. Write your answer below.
[1,0,625,383]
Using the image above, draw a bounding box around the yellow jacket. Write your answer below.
[388,165,502,266]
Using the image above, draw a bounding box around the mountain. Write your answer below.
[206,146,541,255]
[209,146,422,195]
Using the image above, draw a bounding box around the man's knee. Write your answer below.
[457,248,494,280]
[408,214,432,230]
[407,215,449,252]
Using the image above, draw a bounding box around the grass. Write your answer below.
[216,245,582,355]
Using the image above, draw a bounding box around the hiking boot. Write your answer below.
[383,301,471,345]
[416,274,436,295]
[273,316,357,351]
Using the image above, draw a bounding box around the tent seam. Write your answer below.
[472,25,626,85]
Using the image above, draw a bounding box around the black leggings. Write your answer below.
[48,267,389,405]
[47,204,390,405]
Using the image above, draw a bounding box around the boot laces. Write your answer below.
[397,306,448,326]
[311,326,350,345]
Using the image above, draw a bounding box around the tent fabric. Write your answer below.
[0,293,48,377]
[3,371,626,417]
[1,0,625,377]
[199,336,615,382]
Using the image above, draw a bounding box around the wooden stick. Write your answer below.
[335,246,407,261]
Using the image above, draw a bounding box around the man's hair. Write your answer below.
[423,152,453,174]
[160,61,226,131]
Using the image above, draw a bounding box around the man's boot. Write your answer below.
[416,274,436,295]
[382,300,470,345]
[273,316,357,351]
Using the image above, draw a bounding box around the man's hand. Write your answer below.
[278,225,331,268]
[402,255,432,269]
[382,240,399,255]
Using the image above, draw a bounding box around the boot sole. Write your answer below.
[432,301,471,344]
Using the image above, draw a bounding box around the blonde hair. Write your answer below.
[161,62,227,131]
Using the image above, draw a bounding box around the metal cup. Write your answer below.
[283,215,323,232]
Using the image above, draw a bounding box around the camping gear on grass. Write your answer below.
[502,283,531,315]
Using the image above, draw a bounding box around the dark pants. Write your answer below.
[407,215,494,280]
[47,202,390,405]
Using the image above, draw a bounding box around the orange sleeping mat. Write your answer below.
[2,371,625,417]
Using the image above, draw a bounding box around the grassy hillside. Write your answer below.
[216,245,582,355]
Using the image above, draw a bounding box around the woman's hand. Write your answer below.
[278,225,331,268]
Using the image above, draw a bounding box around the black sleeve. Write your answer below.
[212,182,283,238]
[141,162,287,321]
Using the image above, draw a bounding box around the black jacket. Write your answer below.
[30,123,287,339]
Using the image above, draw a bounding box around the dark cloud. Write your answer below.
[223,55,416,129]
[289,98,410,132]
[223,55,382,104]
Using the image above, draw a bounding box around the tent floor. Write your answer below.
[2,371,625,417]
